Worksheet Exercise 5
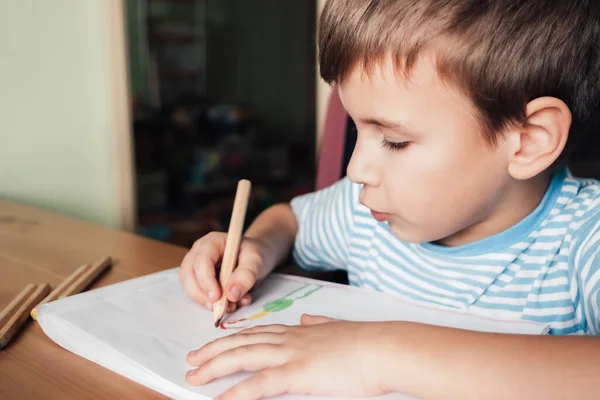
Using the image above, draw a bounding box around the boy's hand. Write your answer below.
[185,315,390,400]
[179,232,271,312]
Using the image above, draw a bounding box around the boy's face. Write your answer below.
[338,56,513,246]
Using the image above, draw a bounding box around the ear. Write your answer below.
[506,97,571,180]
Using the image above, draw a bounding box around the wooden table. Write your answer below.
[0,199,197,399]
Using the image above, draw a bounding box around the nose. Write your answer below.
[346,134,381,187]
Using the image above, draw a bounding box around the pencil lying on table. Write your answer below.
[1,284,37,328]
[213,179,252,327]
[30,264,91,320]
[0,283,51,349]
[0,256,112,349]
[59,256,112,299]
[31,256,112,319]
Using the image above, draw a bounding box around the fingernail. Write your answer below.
[229,286,241,301]
[206,302,213,311]
[187,350,197,358]
[186,368,198,376]
[208,291,217,301]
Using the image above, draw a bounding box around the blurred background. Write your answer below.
[126,0,318,247]
[0,0,332,249]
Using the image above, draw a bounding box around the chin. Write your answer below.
[387,223,432,244]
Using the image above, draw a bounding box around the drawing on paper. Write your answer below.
[220,283,323,330]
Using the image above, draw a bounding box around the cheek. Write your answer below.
[383,136,504,217]
[412,128,503,184]
[384,142,461,194]
[382,153,446,215]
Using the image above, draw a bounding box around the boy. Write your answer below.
[180,0,600,398]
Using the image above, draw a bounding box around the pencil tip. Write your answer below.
[214,318,221,328]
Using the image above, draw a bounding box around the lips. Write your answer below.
[370,209,389,222]
[360,195,389,222]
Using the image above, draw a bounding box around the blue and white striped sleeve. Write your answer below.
[573,207,600,336]
[290,177,358,272]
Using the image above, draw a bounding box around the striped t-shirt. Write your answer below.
[290,168,600,336]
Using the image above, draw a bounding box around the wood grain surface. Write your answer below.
[0,199,187,399]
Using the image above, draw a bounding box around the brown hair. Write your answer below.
[318,0,600,165]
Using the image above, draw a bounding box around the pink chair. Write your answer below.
[315,87,350,191]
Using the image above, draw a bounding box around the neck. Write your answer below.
[438,172,553,247]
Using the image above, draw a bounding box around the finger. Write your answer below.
[300,314,337,326]
[238,324,289,335]
[226,243,263,301]
[187,333,285,366]
[227,302,236,313]
[186,343,287,386]
[223,286,252,313]
[216,365,294,400]
[181,249,195,272]
[193,239,225,303]
[238,293,252,307]
[179,258,210,307]
[226,266,258,302]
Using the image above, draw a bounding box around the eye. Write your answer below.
[381,139,410,152]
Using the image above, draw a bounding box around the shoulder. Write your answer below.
[541,171,600,237]
[290,177,362,215]
[564,174,600,247]
[559,174,600,284]
[561,174,600,335]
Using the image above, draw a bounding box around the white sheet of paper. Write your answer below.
[37,268,548,399]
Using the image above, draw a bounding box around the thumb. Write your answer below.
[300,314,337,326]
[226,265,258,302]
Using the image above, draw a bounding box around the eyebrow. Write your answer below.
[358,117,412,132]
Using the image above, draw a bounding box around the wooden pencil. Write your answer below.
[59,256,112,298]
[30,264,91,320]
[0,283,51,349]
[213,179,252,327]
[0,284,37,328]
